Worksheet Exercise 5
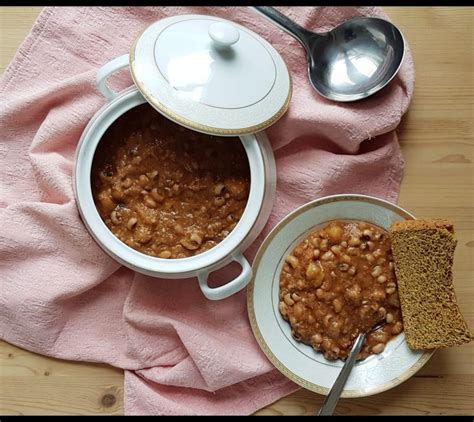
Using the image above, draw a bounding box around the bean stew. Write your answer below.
[279,220,403,360]
[91,104,250,259]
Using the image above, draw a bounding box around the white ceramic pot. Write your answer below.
[74,14,291,301]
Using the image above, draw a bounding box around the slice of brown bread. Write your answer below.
[389,219,473,350]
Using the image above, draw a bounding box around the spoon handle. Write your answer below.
[252,6,312,51]
[317,333,366,416]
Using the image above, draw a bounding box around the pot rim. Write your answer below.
[74,87,267,275]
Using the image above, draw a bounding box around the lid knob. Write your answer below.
[208,22,240,48]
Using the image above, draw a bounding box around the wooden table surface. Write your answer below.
[0,7,472,416]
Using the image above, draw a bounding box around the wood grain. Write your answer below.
[0,6,473,416]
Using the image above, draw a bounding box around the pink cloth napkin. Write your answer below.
[0,6,414,415]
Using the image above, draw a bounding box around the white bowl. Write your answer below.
[74,87,276,300]
[247,194,434,396]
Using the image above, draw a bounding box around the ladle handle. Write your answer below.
[317,333,367,416]
[252,6,312,52]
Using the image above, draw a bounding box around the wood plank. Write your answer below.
[255,375,473,415]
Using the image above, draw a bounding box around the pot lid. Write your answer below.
[129,14,292,136]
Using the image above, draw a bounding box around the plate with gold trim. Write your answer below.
[247,194,434,397]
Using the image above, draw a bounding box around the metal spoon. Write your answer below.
[252,7,405,102]
[317,320,386,416]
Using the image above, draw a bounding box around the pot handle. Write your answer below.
[96,54,130,101]
[198,252,252,301]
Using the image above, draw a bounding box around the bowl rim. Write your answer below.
[246,193,435,397]
[74,87,268,276]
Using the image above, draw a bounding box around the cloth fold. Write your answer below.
[0,6,414,415]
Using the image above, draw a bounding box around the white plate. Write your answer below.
[247,194,434,397]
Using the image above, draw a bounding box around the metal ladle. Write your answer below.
[317,320,387,416]
[252,7,405,102]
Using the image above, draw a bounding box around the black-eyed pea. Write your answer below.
[190,232,203,246]
[285,255,299,269]
[144,196,158,208]
[377,275,387,283]
[391,321,403,335]
[333,298,343,313]
[323,313,333,327]
[150,188,164,202]
[360,242,367,250]
[308,314,315,324]
[292,330,302,341]
[341,240,348,248]
[147,170,158,180]
[284,293,295,306]
[320,238,329,251]
[348,266,357,276]
[330,245,342,255]
[362,229,373,239]
[127,217,138,230]
[378,307,387,318]
[213,183,225,196]
[386,282,397,295]
[291,292,301,302]
[321,250,335,261]
[110,210,121,225]
[313,249,320,259]
[289,315,297,325]
[316,288,324,299]
[213,196,226,207]
[338,263,349,272]
[158,250,172,259]
[371,266,382,278]
[365,253,375,264]
[312,333,323,344]
[386,313,394,323]
[372,343,385,354]
[371,330,389,343]
[180,237,200,251]
[367,241,375,251]
[347,247,359,256]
